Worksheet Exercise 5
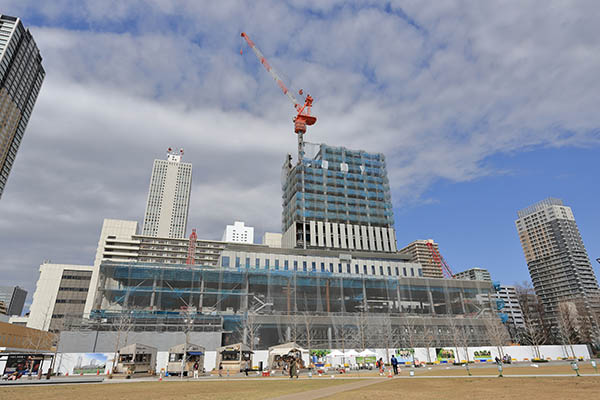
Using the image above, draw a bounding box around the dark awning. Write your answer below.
[188,351,204,356]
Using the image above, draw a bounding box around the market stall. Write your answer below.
[267,342,307,371]
[116,343,157,374]
[167,343,205,376]
[215,343,253,372]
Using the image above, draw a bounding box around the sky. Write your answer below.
[1,1,599,306]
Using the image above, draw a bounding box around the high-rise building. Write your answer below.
[222,221,254,244]
[515,198,600,322]
[0,15,45,199]
[0,285,27,316]
[399,239,443,278]
[494,285,525,332]
[454,267,492,282]
[141,149,192,238]
[281,144,396,252]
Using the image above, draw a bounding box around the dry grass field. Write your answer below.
[323,377,600,400]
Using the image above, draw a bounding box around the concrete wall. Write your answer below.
[58,331,222,353]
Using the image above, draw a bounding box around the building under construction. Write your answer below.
[76,256,497,350]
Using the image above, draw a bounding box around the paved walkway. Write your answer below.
[270,378,386,400]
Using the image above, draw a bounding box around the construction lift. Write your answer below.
[240,32,316,162]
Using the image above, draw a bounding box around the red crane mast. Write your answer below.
[426,241,455,279]
[186,229,197,266]
[240,32,316,161]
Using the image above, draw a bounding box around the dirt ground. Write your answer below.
[322,377,600,400]
[1,379,355,400]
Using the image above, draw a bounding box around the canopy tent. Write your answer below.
[267,342,308,370]
[343,349,359,366]
[357,349,377,357]
[326,350,347,367]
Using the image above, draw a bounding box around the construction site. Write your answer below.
[37,32,502,354]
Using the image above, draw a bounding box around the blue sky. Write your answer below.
[0,1,599,302]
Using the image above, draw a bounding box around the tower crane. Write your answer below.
[240,32,316,162]
[426,241,455,279]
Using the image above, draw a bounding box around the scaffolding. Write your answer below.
[90,261,497,349]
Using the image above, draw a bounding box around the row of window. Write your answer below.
[221,255,422,277]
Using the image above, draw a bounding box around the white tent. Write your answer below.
[326,350,346,367]
[358,349,376,357]
[344,350,359,366]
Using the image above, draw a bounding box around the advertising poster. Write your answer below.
[473,350,492,362]
[395,348,414,364]
[56,353,111,375]
[2,355,43,376]
[436,348,455,363]
[310,349,330,367]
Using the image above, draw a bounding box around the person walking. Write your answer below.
[294,358,300,379]
[391,355,398,375]
[193,361,199,379]
[244,360,249,376]
[289,357,297,379]
[378,358,384,375]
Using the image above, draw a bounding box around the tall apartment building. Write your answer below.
[454,267,492,282]
[141,149,192,238]
[0,14,45,199]
[515,198,600,322]
[398,240,443,278]
[222,221,254,244]
[281,144,396,252]
[0,285,27,316]
[494,285,525,330]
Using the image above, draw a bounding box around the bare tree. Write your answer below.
[557,301,580,358]
[484,316,510,359]
[422,325,436,364]
[241,312,262,351]
[110,311,133,376]
[515,282,550,346]
[400,317,420,364]
[355,312,369,350]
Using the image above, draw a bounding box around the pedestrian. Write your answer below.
[218,363,223,377]
[193,361,199,379]
[378,358,384,375]
[244,360,249,376]
[294,358,300,379]
[391,355,398,375]
[289,357,296,379]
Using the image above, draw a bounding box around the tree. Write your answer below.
[515,282,550,348]
[422,325,436,364]
[110,311,133,375]
[557,301,580,358]
[484,316,510,359]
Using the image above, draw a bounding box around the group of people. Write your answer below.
[495,354,512,364]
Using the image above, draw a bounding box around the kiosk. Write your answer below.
[167,343,205,376]
[215,343,253,372]
[117,343,157,374]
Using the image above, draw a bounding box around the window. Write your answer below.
[355,264,359,274]
[346,264,351,273]
[235,257,240,268]
[265,259,270,268]
[387,266,391,276]
[321,262,325,272]
[222,256,230,267]
[256,258,260,268]
[275,259,280,270]
[303,261,307,272]
[312,261,316,271]
[246,257,250,268]
[338,264,343,273]
[395,267,399,276]
[329,263,334,273]
[371,265,375,275]
[411,268,415,277]
[379,266,384,275]
[403,267,407,276]
[284,260,289,270]
[418,269,423,277]
[294,260,298,271]
[363,265,367,274]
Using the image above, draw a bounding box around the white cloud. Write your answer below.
[1,1,600,295]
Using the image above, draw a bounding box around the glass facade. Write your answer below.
[282,144,394,234]
[91,261,495,348]
[0,15,45,199]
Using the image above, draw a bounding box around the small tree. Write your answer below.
[422,325,436,364]
[557,301,580,358]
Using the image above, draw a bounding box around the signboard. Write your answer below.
[436,348,455,363]
[72,353,108,375]
[473,350,492,362]
[310,350,330,366]
[395,348,414,364]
